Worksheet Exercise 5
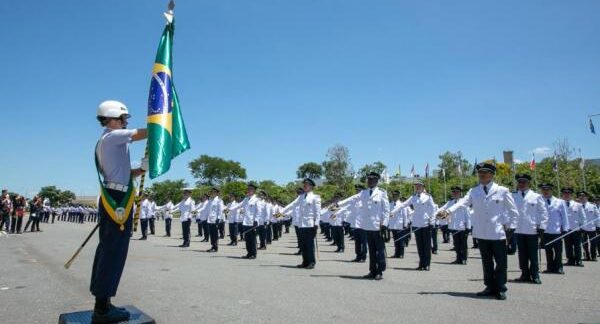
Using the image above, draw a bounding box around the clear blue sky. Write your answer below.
[3,0,600,197]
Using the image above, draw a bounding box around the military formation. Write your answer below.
[4,100,600,324]
[124,163,600,302]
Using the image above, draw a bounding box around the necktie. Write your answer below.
[483,185,488,195]
[369,189,373,197]
[521,191,525,198]
[567,201,571,207]
[546,198,551,205]
[304,193,307,199]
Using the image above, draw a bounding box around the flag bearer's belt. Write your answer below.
[104,182,129,192]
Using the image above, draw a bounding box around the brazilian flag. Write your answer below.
[147,18,190,179]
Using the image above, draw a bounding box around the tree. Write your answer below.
[322,144,354,186]
[296,162,324,179]
[553,137,575,161]
[188,155,247,186]
[38,186,76,206]
[221,181,248,202]
[148,179,187,205]
[437,151,471,180]
[357,161,387,183]
[57,190,76,205]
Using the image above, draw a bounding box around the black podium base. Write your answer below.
[58,305,155,324]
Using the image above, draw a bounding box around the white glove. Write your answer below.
[141,157,149,171]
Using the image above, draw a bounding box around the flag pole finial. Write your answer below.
[164,0,175,24]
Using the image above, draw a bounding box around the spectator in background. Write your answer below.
[0,191,12,232]
[10,195,26,234]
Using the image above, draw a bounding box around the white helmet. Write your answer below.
[97,100,130,119]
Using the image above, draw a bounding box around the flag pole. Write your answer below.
[443,168,447,201]
[554,153,561,194]
[580,148,587,191]
[132,146,149,233]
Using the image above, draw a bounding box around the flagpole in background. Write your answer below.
[442,167,447,201]
[579,148,587,191]
[530,153,537,189]
[553,152,561,193]
[457,153,464,189]
[425,163,431,193]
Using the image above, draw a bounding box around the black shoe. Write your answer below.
[258,246,266,250]
[476,288,495,297]
[374,274,383,280]
[432,250,438,255]
[576,262,585,267]
[91,307,130,323]
[296,264,307,268]
[495,292,507,300]
[416,267,424,271]
[305,263,315,270]
[227,242,234,246]
[336,249,344,253]
[513,276,530,283]
[557,269,565,274]
[451,260,461,264]
[542,270,552,274]
[423,266,430,271]
[591,258,598,262]
[140,236,147,240]
[358,259,366,263]
[363,273,376,279]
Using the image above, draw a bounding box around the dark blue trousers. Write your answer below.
[478,239,507,293]
[543,233,563,272]
[229,223,239,243]
[164,218,172,236]
[90,189,132,298]
[181,220,191,245]
[298,227,316,266]
[516,233,540,279]
[353,228,367,261]
[243,225,257,257]
[208,223,219,250]
[366,230,386,275]
[415,226,432,268]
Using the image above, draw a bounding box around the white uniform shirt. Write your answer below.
[140,199,152,220]
[512,190,549,234]
[230,195,261,226]
[581,202,599,231]
[441,199,471,231]
[226,201,240,224]
[445,182,519,240]
[542,196,569,234]
[394,192,435,228]
[97,128,137,185]
[159,201,174,219]
[282,192,322,228]
[388,200,410,230]
[337,187,389,231]
[205,196,225,224]
[563,199,584,230]
[171,197,195,222]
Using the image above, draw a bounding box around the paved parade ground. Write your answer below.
[1,221,599,324]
